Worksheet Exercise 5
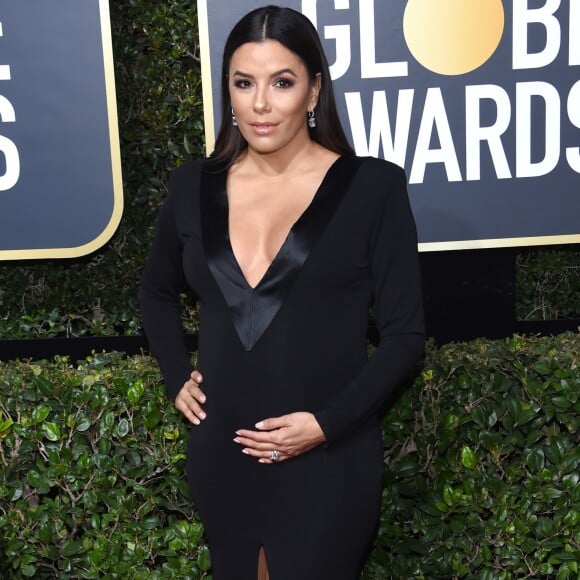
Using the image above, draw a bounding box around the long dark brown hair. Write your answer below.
[205,5,354,171]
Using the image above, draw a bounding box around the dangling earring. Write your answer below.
[231,108,238,127]
[307,110,316,128]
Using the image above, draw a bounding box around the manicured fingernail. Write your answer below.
[235,430,241,436]
[242,448,250,454]
[199,412,206,420]
[193,418,200,425]
[233,438,240,444]
[255,421,264,429]
[258,459,266,463]
[200,396,206,403]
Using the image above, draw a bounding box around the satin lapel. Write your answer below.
[201,156,364,351]
[200,168,255,349]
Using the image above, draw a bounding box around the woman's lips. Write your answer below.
[250,122,278,135]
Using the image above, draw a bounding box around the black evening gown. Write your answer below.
[140,155,424,579]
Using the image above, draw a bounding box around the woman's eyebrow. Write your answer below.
[231,68,298,79]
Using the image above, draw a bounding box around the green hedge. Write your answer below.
[1,334,578,578]
[516,249,580,321]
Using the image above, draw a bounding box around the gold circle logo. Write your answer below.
[403,0,505,76]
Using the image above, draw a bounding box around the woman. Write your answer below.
[140,5,424,579]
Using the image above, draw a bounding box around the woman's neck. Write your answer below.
[239,139,323,177]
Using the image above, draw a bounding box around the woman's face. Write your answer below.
[228,40,320,156]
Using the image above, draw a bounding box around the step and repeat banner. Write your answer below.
[0,0,122,260]
[198,0,580,250]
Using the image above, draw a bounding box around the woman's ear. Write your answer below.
[309,73,322,110]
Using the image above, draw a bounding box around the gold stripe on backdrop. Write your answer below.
[197,0,216,156]
[419,233,580,252]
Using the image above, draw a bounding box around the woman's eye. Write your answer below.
[274,77,293,88]
[234,79,252,89]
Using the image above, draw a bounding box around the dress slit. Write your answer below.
[257,545,269,580]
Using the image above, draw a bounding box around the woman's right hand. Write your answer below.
[175,370,207,425]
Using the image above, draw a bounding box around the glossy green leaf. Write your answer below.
[26,469,51,493]
[443,414,459,431]
[5,540,24,557]
[116,418,130,438]
[197,545,211,571]
[127,380,145,404]
[42,422,61,441]
[34,375,55,396]
[526,448,545,472]
[75,415,91,432]
[93,454,112,472]
[551,396,572,411]
[61,539,83,557]
[142,516,161,530]
[10,482,24,501]
[32,404,51,424]
[0,416,14,439]
[395,456,419,478]
[20,564,36,578]
[442,484,455,507]
[164,427,180,440]
[460,445,478,469]
[488,409,498,428]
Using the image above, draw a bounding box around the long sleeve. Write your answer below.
[314,166,425,444]
[139,171,195,401]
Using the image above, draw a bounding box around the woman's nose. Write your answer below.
[253,85,270,113]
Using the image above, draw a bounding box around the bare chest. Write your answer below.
[226,176,320,288]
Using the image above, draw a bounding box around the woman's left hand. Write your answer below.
[233,412,326,464]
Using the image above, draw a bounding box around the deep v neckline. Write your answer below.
[201,154,363,350]
[225,156,344,291]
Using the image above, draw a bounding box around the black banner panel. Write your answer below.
[198,0,580,250]
[0,0,122,260]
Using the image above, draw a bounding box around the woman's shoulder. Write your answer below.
[169,158,205,189]
[166,158,218,206]
[348,156,408,209]
[353,155,406,181]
